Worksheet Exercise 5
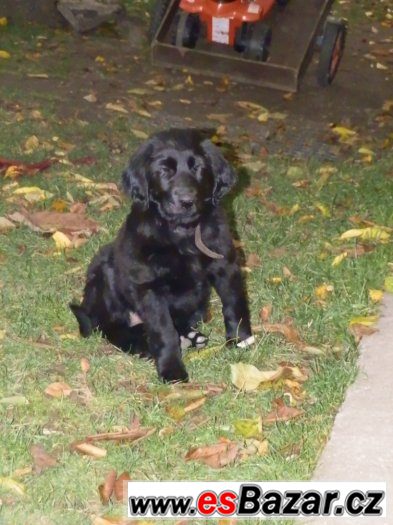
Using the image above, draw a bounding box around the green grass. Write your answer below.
[0,18,393,525]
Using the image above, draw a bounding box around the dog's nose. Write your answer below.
[180,197,195,210]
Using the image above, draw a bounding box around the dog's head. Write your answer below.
[122,129,236,223]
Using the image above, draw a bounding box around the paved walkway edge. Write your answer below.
[307,293,393,525]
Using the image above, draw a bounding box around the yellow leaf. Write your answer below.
[315,283,334,300]
[269,276,283,285]
[13,186,53,202]
[52,231,72,250]
[0,17,8,26]
[95,55,105,63]
[331,125,357,140]
[24,135,40,152]
[384,276,393,293]
[332,252,348,267]
[289,203,301,215]
[369,289,383,303]
[0,49,11,59]
[105,102,128,114]
[358,147,374,156]
[234,418,263,438]
[315,202,330,218]
[349,315,378,327]
[5,165,24,179]
[0,477,26,496]
[382,100,393,112]
[131,129,149,140]
[340,227,390,243]
[230,363,284,392]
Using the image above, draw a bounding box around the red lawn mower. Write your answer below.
[149,0,347,90]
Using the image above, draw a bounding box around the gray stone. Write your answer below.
[57,0,124,32]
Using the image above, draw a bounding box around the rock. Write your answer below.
[57,0,124,32]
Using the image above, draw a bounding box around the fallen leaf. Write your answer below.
[185,439,239,469]
[85,427,155,444]
[0,477,25,496]
[349,323,378,342]
[44,382,72,398]
[12,186,53,203]
[0,216,16,233]
[263,398,304,424]
[30,444,58,474]
[385,276,393,293]
[349,315,378,327]
[259,305,272,322]
[332,252,348,267]
[369,289,383,303]
[340,227,390,243]
[71,442,107,458]
[24,135,40,153]
[231,363,307,392]
[0,395,29,406]
[245,253,261,269]
[105,102,128,114]
[315,283,334,301]
[239,438,269,460]
[8,209,100,236]
[83,93,97,103]
[98,469,117,505]
[0,50,11,59]
[234,417,263,439]
[131,129,149,140]
[80,357,90,373]
[114,472,132,502]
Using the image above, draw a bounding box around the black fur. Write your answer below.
[70,129,252,382]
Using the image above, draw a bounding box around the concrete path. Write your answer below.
[307,294,393,524]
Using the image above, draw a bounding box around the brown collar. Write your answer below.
[194,223,224,259]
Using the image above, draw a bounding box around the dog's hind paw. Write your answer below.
[236,335,256,349]
[181,330,208,350]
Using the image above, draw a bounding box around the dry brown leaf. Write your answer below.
[80,357,90,373]
[0,216,16,233]
[349,323,378,343]
[263,398,304,424]
[114,472,132,503]
[98,469,117,505]
[185,439,239,469]
[245,253,261,269]
[10,210,100,236]
[259,305,272,322]
[44,381,72,398]
[30,444,58,474]
[86,427,155,444]
[71,442,107,458]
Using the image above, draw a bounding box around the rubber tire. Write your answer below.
[317,19,347,87]
[244,23,272,62]
[173,11,200,48]
[234,22,249,53]
[148,0,172,42]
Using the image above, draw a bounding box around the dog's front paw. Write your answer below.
[157,356,189,383]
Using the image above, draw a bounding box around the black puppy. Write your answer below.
[70,129,254,382]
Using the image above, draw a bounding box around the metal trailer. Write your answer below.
[150,0,346,92]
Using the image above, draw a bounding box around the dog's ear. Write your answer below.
[201,139,236,204]
[122,140,155,208]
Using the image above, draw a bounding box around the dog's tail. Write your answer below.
[69,303,93,338]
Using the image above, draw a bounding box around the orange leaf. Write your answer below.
[114,472,132,502]
[98,469,117,504]
[44,382,72,398]
[263,398,304,424]
[185,440,239,469]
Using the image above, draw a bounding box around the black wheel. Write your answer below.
[244,22,272,62]
[148,0,172,42]
[234,22,249,53]
[172,11,200,48]
[317,18,347,87]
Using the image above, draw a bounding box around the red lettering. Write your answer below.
[218,490,237,515]
[197,491,218,515]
